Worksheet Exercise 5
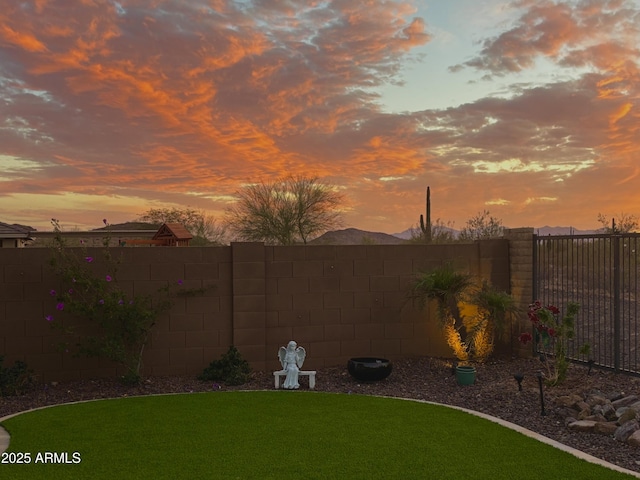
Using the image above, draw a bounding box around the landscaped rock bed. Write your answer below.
[560,392,640,447]
[1,356,639,474]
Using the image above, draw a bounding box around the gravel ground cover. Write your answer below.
[1,356,639,473]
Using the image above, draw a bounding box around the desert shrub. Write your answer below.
[198,346,251,386]
[520,301,590,385]
[0,356,34,396]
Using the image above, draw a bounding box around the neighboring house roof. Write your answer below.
[0,222,36,239]
[92,222,159,231]
[152,223,193,244]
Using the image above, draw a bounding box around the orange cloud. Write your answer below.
[0,0,638,235]
[609,102,633,125]
[456,0,639,76]
[0,24,48,52]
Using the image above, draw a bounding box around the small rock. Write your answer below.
[576,400,591,412]
[557,394,583,408]
[602,403,617,421]
[616,406,630,418]
[578,408,592,420]
[612,395,639,409]
[586,394,607,407]
[617,408,638,425]
[628,430,640,447]
[568,420,597,432]
[564,416,577,427]
[614,420,639,443]
[607,391,624,402]
[585,413,607,422]
[594,421,618,436]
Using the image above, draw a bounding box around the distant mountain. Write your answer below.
[310,228,407,245]
[392,226,459,240]
[393,225,599,238]
[392,228,415,240]
[534,226,599,236]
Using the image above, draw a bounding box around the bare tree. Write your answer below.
[224,176,344,245]
[597,212,639,233]
[137,207,227,245]
[458,210,504,241]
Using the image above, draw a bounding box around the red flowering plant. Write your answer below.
[519,300,590,386]
[47,219,204,384]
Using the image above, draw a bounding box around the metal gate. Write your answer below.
[533,233,640,375]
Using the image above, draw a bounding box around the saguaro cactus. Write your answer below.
[419,186,432,243]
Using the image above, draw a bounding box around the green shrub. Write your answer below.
[0,356,34,396]
[198,346,251,385]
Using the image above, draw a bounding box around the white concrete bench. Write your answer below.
[273,370,316,389]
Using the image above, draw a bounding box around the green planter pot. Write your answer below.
[455,365,476,386]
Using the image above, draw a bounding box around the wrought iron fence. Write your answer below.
[533,233,640,375]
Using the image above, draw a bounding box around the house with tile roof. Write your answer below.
[123,223,193,246]
[0,222,36,248]
[5,221,194,247]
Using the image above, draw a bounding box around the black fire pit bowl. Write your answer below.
[347,357,393,382]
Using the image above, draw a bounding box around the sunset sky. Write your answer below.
[1,0,639,234]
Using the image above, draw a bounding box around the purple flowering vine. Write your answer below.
[47,215,204,385]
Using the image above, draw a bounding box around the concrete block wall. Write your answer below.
[0,247,233,382]
[241,240,513,372]
[0,237,526,382]
[262,244,449,372]
[503,228,535,356]
[232,243,267,371]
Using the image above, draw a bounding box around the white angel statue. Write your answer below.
[278,341,306,389]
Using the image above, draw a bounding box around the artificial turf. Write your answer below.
[0,391,637,479]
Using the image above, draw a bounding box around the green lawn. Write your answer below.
[0,391,637,480]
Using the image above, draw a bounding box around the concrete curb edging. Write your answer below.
[0,425,9,453]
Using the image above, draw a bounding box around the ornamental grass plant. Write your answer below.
[407,265,517,365]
